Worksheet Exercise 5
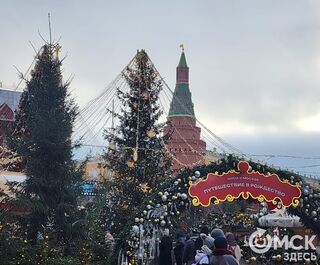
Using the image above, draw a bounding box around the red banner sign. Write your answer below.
[188,161,301,207]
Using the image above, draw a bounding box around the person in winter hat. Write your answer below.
[209,236,239,265]
[225,232,242,262]
[210,228,225,239]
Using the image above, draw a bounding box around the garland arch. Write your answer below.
[116,155,320,264]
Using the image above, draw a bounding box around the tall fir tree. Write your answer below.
[9,44,81,242]
[104,50,172,231]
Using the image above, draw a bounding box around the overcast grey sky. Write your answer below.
[1,1,320,176]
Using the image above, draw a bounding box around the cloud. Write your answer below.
[296,113,320,132]
[1,0,320,171]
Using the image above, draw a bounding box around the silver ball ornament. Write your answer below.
[162,195,168,202]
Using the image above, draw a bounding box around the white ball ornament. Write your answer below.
[135,217,140,223]
[132,225,139,234]
[160,220,166,226]
[195,171,201,177]
[162,195,168,202]
[181,193,188,200]
[147,205,152,210]
[139,218,144,223]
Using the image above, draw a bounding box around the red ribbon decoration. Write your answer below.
[188,161,301,207]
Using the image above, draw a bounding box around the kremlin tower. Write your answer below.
[164,49,206,172]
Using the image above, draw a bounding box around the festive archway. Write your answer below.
[118,155,320,264]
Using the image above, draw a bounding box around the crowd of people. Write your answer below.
[159,226,242,265]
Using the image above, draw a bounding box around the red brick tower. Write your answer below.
[164,50,206,172]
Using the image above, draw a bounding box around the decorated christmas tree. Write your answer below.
[104,50,172,232]
[8,43,82,243]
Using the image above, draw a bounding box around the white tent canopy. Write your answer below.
[258,213,303,227]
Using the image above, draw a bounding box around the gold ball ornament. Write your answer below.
[146,130,156,138]
[127,161,135,168]
[141,92,150,100]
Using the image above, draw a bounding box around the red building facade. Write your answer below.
[164,51,206,172]
[0,89,22,146]
[0,104,14,145]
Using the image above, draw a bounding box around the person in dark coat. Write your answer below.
[159,229,173,265]
[173,229,186,265]
[209,236,239,265]
[195,225,209,251]
[182,230,198,265]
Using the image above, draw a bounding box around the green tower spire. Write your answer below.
[178,51,188,67]
[168,49,195,117]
